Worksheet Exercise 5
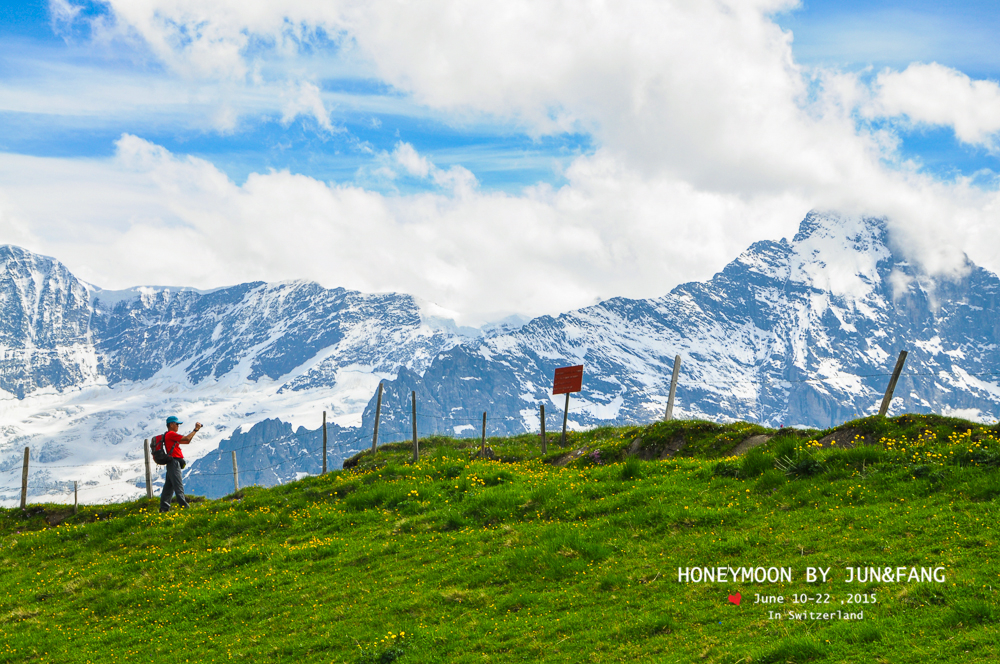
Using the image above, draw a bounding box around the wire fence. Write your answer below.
[4,360,998,507]
[1,400,566,505]
[0,408,519,504]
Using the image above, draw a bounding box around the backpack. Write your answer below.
[151,433,173,465]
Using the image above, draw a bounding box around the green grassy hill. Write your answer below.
[2,414,999,663]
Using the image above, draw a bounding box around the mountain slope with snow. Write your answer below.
[363,212,1000,439]
[0,245,462,504]
[2,211,999,503]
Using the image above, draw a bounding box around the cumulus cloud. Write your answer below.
[869,63,1000,148]
[5,132,999,327]
[5,0,998,322]
[91,0,839,185]
[389,142,478,195]
[392,142,431,178]
[0,135,816,324]
[80,1,998,187]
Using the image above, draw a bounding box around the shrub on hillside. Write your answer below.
[619,456,644,481]
[912,464,948,487]
[713,460,740,478]
[952,448,1000,468]
[756,469,787,493]
[740,449,773,478]
[779,454,823,478]
[841,445,888,467]
[768,435,799,459]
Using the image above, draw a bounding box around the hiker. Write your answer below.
[160,415,202,513]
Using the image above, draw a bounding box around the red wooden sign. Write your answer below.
[552,364,584,395]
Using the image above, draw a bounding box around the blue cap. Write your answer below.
[166,416,183,425]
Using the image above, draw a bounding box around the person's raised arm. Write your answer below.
[180,422,203,444]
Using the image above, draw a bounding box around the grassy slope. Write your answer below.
[1,414,999,663]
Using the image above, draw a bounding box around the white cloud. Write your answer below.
[0,193,43,250]
[76,0,981,196]
[281,80,334,131]
[73,0,1000,177]
[4,134,999,328]
[389,142,478,195]
[869,62,1000,148]
[431,164,476,196]
[392,142,431,178]
[4,0,999,324]
[0,136,813,325]
[49,0,84,35]
[91,0,831,185]
[58,2,1000,179]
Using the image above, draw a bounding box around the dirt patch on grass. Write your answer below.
[549,448,591,466]
[472,446,497,460]
[729,435,772,456]
[44,509,75,526]
[814,427,870,449]
[633,434,689,460]
[341,453,363,469]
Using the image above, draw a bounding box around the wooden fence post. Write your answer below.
[20,447,29,509]
[231,451,240,493]
[878,350,908,417]
[664,355,681,421]
[371,382,384,452]
[561,393,570,446]
[481,412,487,455]
[74,481,78,515]
[143,438,153,499]
[540,404,547,455]
[322,411,328,475]
[412,391,419,463]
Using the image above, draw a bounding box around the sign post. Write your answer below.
[552,365,584,446]
[540,405,546,454]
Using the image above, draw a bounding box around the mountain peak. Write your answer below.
[792,210,888,245]
[0,244,67,273]
[781,211,894,299]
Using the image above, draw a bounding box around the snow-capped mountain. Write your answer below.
[0,244,463,504]
[359,211,1000,439]
[3,211,999,503]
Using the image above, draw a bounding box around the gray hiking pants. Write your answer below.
[160,458,189,512]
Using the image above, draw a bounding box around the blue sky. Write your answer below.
[1,1,999,323]
[1,0,994,190]
[0,0,589,192]
[776,0,1000,181]
[778,0,1000,78]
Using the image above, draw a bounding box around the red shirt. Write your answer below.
[164,430,185,459]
